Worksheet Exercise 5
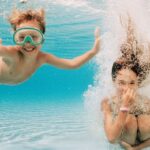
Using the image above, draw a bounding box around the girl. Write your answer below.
[101,17,150,150]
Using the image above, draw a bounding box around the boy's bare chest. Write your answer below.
[0,56,38,84]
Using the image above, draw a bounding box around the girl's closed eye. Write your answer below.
[130,81,135,85]
[118,81,126,85]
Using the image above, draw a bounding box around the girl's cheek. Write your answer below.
[116,86,124,95]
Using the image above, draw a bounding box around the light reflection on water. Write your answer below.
[0,99,103,150]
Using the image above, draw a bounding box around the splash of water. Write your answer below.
[84,0,150,148]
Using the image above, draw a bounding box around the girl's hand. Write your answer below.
[121,141,139,150]
[121,88,136,107]
[101,99,111,113]
[91,27,100,55]
[121,141,134,150]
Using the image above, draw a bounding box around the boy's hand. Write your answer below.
[91,27,100,55]
[0,39,2,44]
[95,27,100,38]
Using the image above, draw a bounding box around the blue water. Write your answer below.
[0,0,106,149]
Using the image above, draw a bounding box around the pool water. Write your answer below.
[0,0,107,150]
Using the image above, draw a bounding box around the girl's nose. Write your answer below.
[122,84,129,91]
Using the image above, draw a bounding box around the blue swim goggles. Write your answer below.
[13,27,44,46]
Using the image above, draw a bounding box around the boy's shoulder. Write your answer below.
[37,51,60,66]
[0,45,20,51]
[38,51,51,58]
[37,51,50,63]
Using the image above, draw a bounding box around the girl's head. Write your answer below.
[112,16,150,95]
[111,56,144,95]
[112,16,146,95]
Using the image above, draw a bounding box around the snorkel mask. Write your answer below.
[13,27,44,46]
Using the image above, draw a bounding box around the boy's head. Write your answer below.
[9,9,45,52]
[8,9,45,33]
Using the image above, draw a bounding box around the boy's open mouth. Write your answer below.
[22,46,36,52]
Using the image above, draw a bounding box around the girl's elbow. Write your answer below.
[108,137,116,144]
[107,134,118,144]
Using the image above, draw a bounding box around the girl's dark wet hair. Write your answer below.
[112,16,150,85]
[112,54,145,84]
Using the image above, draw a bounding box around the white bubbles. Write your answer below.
[84,0,150,148]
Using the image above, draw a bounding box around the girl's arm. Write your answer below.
[101,89,135,143]
[102,99,128,143]
[121,139,150,150]
[133,139,150,150]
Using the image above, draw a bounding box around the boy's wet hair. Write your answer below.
[8,9,45,33]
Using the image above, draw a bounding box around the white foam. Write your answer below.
[84,0,150,148]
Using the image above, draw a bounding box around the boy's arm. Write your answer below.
[40,28,100,69]
[0,45,18,57]
[0,39,18,57]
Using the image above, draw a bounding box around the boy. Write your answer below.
[0,9,100,85]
